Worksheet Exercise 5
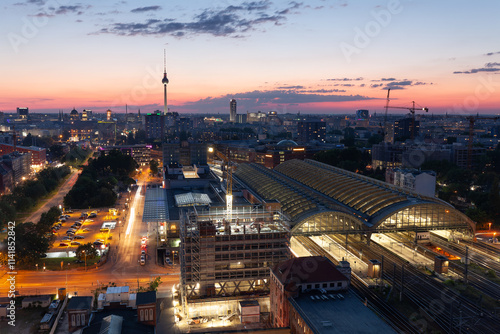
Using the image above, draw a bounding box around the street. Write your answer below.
[0,168,179,298]
[22,168,79,224]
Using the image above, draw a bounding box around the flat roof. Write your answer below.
[175,192,211,207]
[291,292,396,334]
[142,187,168,222]
[106,286,129,294]
[67,296,93,310]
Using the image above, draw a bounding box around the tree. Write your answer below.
[138,276,162,292]
[14,222,50,265]
[149,159,159,175]
[75,243,98,261]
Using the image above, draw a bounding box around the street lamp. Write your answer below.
[489,222,492,230]
[36,264,38,271]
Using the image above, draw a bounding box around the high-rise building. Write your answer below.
[106,109,112,121]
[229,99,237,122]
[297,120,326,143]
[394,117,419,141]
[82,109,92,121]
[17,107,29,120]
[144,112,165,140]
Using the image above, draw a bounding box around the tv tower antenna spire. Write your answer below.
[162,49,169,115]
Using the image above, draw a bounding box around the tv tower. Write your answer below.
[162,49,169,115]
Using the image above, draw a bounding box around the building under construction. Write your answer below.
[179,207,290,318]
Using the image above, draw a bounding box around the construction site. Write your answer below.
[179,207,290,320]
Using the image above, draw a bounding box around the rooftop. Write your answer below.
[136,291,156,306]
[83,309,154,334]
[106,286,129,294]
[291,292,396,334]
[272,256,347,292]
[67,296,93,310]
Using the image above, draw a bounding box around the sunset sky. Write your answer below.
[1,0,500,115]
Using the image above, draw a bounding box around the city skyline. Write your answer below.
[2,0,500,115]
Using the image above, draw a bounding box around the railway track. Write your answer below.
[327,234,500,334]
[389,233,500,301]
[295,236,420,334]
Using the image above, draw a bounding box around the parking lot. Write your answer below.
[48,208,124,254]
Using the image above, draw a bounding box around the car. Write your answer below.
[66,231,75,236]
[71,241,81,246]
[141,238,146,245]
[62,236,73,240]
[141,250,146,256]
[66,209,73,213]
[64,215,70,218]
[67,228,77,232]
[74,259,84,264]
[71,225,80,229]
[74,235,85,239]
[100,228,110,233]
[59,218,67,222]
[82,228,91,232]
[165,257,173,266]
[89,212,97,218]
[59,242,69,247]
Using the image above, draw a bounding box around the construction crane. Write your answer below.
[387,100,429,140]
[465,115,500,169]
[210,147,234,220]
[378,88,391,141]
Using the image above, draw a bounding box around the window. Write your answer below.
[315,284,319,288]
[307,284,311,289]
[145,308,149,321]
[81,314,86,325]
[76,314,80,326]
[322,283,327,288]
[149,309,153,320]
[337,282,342,287]
[140,309,144,321]
[71,314,76,327]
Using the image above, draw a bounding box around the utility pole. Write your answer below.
[400,264,405,301]
[464,246,468,284]
[381,255,384,288]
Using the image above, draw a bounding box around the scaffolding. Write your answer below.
[180,208,290,317]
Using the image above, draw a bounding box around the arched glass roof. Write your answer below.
[234,159,475,234]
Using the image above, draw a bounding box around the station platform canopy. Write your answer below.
[142,187,168,222]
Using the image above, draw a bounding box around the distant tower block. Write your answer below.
[162,49,169,115]
[106,109,112,121]
[230,99,237,122]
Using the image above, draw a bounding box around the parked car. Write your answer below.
[59,242,69,247]
[71,241,81,246]
[74,235,85,239]
[82,228,91,232]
